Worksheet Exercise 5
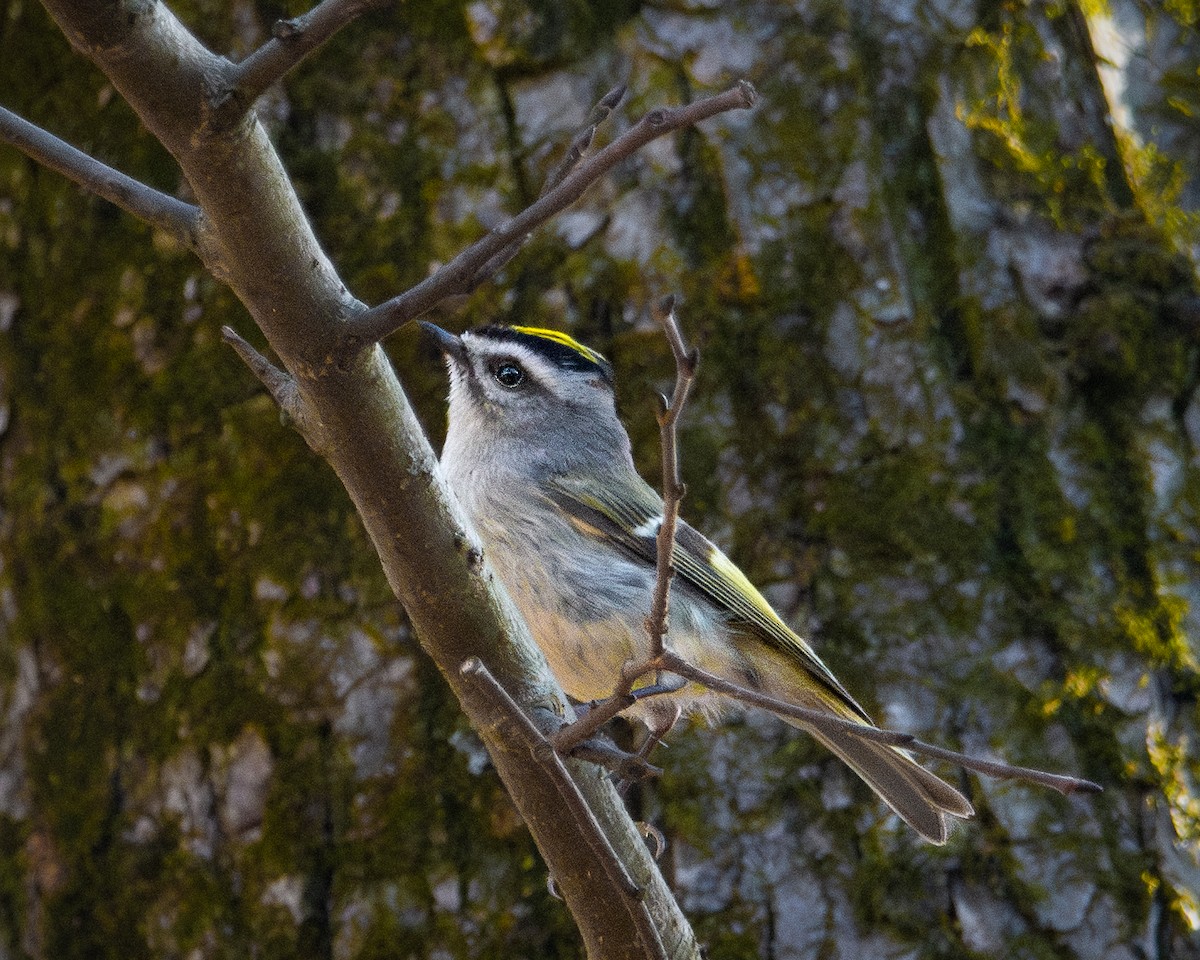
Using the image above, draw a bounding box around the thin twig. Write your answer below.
[0,105,201,250]
[346,80,757,352]
[555,299,696,756]
[456,83,628,295]
[552,290,1102,798]
[892,738,1101,796]
[228,0,389,106]
[645,295,698,662]
[551,660,649,754]
[655,651,1104,797]
[548,293,1100,798]
[540,83,627,199]
[655,652,912,746]
[459,659,666,960]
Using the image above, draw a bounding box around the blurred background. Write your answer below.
[1,0,1198,957]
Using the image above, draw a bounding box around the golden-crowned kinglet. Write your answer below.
[423,322,973,843]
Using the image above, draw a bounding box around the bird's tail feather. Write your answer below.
[801,722,974,844]
[739,644,973,842]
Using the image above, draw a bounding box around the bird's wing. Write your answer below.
[546,472,871,723]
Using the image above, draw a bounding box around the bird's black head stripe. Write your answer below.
[475,325,614,384]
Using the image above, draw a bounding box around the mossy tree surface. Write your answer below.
[1,0,1197,958]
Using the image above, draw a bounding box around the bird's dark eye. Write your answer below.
[492,361,526,389]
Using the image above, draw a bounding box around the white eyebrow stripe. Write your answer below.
[632,516,663,538]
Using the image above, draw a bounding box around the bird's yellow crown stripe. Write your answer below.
[512,326,608,367]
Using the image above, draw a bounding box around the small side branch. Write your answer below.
[539,83,627,199]
[459,659,666,960]
[346,80,757,351]
[221,325,322,448]
[645,295,698,661]
[456,83,627,294]
[654,651,1104,797]
[221,325,296,406]
[0,105,201,250]
[228,0,388,105]
[568,739,662,785]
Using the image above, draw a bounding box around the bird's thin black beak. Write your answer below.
[419,321,467,365]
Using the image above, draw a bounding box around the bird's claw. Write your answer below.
[636,820,667,860]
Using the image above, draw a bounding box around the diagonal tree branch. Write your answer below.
[228,0,390,107]
[0,104,201,251]
[345,81,757,352]
[459,659,667,959]
[25,3,714,953]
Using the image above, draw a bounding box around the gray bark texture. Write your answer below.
[1,1,1198,959]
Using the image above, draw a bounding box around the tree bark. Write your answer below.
[2,0,1197,957]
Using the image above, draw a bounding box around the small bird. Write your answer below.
[423,321,973,843]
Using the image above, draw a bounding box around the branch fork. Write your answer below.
[227,0,391,108]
